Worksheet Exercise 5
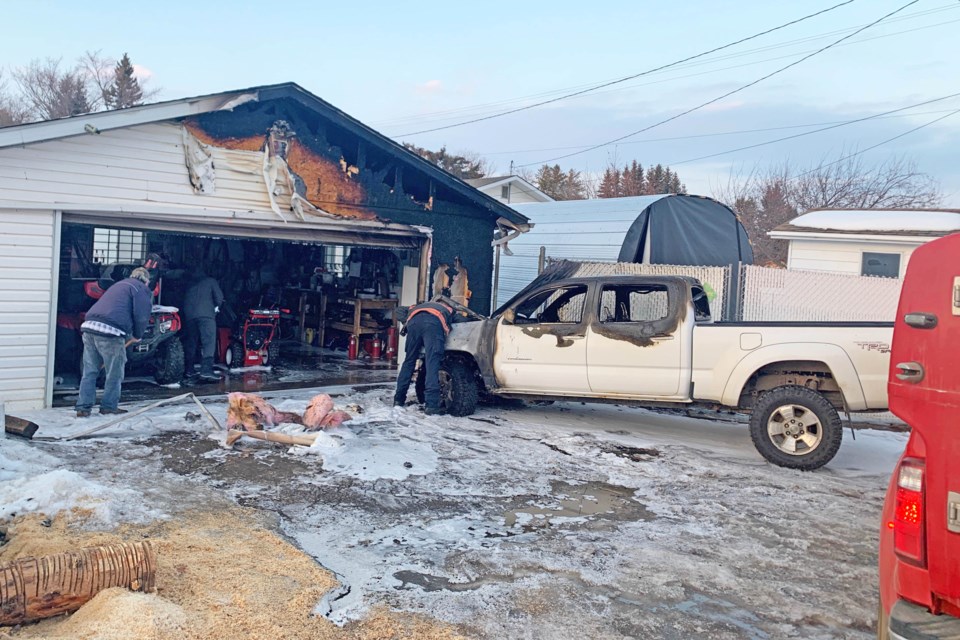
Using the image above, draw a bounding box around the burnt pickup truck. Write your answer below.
[425,269,892,470]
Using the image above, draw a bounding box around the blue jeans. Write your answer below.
[76,332,127,411]
[394,314,446,409]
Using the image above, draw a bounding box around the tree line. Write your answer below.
[407,144,942,267]
[0,51,154,126]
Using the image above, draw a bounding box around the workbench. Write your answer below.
[326,296,397,342]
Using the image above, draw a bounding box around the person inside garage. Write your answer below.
[393,299,454,415]
[182,267,225,383]
[75,267,153,418]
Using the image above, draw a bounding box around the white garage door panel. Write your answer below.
[0,208,56,411]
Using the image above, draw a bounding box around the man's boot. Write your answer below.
[199,357,221,383]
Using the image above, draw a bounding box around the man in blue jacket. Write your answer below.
[75,267,153,418]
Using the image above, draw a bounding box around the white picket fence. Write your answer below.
[538,257,902,322]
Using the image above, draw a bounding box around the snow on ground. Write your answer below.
[2,387,908,639]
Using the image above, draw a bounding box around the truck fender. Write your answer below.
[720,343,867,410]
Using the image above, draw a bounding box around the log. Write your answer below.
[226,429,319,448]
[0,541,156,625]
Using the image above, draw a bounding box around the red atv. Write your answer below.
[218,307,286,368]
[57,261,185,385]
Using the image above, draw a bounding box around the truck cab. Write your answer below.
[878,232,960,638]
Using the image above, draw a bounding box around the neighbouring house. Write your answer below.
[0,83,529,410]
[769,209,960,278]
[464,175,554,205]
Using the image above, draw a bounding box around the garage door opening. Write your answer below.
[53,221,425,407]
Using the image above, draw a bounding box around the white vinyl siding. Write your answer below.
[0,209,56,410]
[786,238,922,278]
[0,123,280,217]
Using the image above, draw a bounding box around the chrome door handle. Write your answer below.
[895,361,925,383]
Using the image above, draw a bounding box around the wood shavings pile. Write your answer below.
[0,509,464,640]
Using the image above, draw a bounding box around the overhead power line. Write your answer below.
[519,0,920,168]
[668,92,960,165]
[796,108,960,177]
[380,3,958,131]
[397,0,857,137]
[475,107,960,157]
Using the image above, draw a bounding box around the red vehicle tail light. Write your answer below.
[891,459,926,566]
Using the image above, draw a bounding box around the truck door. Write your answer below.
[587,282,687,397]
[888,233,960,606]
[494,284,591,393]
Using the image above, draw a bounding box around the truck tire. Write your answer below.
[440,357,479,417]
[154,338,185,385]
[749,385,843,471]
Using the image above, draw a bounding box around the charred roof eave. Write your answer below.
[251,84,528,226]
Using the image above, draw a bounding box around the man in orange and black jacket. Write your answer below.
[394,300,454,415]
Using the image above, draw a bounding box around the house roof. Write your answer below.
[0,82,528,225]
[464,175,554,202]
[771,209,960,238]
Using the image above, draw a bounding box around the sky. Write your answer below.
[2,0,959,204]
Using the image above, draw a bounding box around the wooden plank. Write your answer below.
[0,541,156,625]
[5,415,39,439]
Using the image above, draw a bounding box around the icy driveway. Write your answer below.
[15,388,906,639]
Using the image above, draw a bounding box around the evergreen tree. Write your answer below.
[58,73,91,116]
[104,53,143,109]
[597,167,622,198]
[645,164,667,193]
[621,160,645,196]
[402,143,488,179]
[534,164,587,201]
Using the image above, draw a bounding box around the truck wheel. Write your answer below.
[440,358,479,417]
[154,339,185,385]
[749,385,842,470]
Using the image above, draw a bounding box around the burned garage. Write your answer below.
[0,83,529,410]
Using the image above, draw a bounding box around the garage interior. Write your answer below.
[53,219,426,406]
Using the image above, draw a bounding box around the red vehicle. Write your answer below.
[878,232,960,638]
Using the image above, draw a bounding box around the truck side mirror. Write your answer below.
[502,308,516,325]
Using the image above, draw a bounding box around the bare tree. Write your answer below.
[792,154,940,211]
[714,154,942,267]
[79,50,114,110]
[10,52,161,122]
[0,70,30,126]
[13,58,93,120]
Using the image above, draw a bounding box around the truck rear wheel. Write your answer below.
[749,385,842,470]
